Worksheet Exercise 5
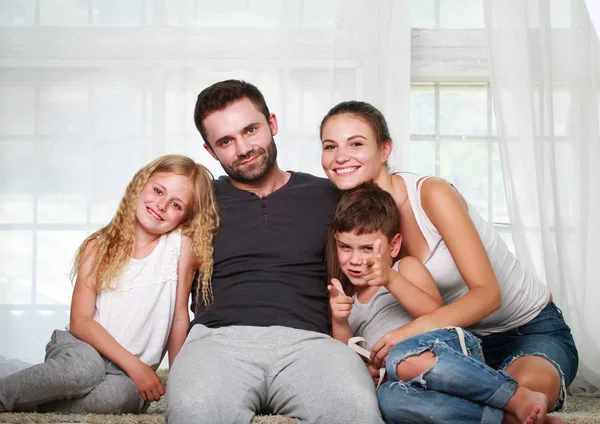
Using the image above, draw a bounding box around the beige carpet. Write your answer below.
[1,369,598,423]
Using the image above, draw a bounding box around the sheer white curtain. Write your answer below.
[0,0,410,366]
[484,0,600,393]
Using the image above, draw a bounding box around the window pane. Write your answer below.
[40,0,88,26]
[165,70,198,137]
[39,85,89,135]
[166,0,194,26]
[286,68,357,136]
[411,85,435,135]
[1,309,70,363]
[552,91,570,137]
[167,0,282,27]
[0,231,32,304]
[37,231,86,304]
[527,0,572,28]
[37,142,89,224]
[496,228,515,254]
[440,141,489,218]
[91,143,151,224]
[0,0,35,26]
[411,0,435,29]
[92,80,148,136]
[0,84,36,135]
[0,142,35,223]
[440,85,487,136]
[92,0,144,26]
[165,137,226,178]
[302,0,337,27]
[550,0,571,28]
[492,143,509,224]
[439,0,484,29]
[408,140,436,176]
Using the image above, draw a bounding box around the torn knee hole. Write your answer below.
[395,349,436,383]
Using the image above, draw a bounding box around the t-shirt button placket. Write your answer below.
[262,197,268,223]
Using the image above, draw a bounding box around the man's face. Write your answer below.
[203,98,279,183]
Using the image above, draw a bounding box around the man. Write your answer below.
[166,80,382,424]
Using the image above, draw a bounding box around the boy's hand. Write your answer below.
[327,278,354,323]
[365,362,384,386]
[127,361,165,402]
[362,239,392,287]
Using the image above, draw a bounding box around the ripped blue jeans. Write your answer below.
[377,328,517,424]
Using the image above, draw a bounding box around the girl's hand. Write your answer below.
[361,239,392,287]
[127,361,165,402]
[327,278,354,323]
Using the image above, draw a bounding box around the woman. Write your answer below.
[319,100,578,421]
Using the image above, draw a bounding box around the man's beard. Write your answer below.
[222,138,278,183]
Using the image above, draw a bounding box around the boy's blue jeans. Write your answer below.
[377,328,517,424]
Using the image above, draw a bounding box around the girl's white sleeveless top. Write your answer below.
[93,230,181,369]
[399,172,549,336]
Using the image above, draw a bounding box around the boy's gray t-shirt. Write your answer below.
[349,286,413,348]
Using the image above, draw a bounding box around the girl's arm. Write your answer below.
[394,178,502,340]
[385,256,443,318]
[69,241,165,402]
[167,235,194,367]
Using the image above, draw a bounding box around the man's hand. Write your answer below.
[371,327,408,368]
[361,239,393,287]
[127,360,165,402]
[327,278,354,323]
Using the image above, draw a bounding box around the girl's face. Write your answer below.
[321,114,391,190]
[135,172,194,236]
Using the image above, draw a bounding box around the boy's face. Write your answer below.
[335,230,401,288]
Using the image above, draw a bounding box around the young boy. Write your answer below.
[327,182,561,424]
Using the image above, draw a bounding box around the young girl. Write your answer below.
[0,154,219,414]
[320,101,577,419]
[328,183,562,424]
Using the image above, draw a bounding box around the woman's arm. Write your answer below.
[393,178,501,340]
[361,240,443,318]
[167,235,194,367]
[386,256,443,318]
[367,253,444,366]
[69,241,165,402]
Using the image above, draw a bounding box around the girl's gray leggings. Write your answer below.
[0,330,148,414]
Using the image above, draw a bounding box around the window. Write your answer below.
[0,0,515,363]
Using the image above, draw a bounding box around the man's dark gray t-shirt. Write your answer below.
[190,171,339,335]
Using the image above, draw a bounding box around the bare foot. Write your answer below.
[504,387,548,424]
[544,416,565,424]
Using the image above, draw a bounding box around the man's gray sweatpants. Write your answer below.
[0,330,148,414]
[166,325,383,424]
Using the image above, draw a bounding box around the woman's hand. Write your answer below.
[371,327,409,368]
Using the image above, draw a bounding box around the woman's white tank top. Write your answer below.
[399,172,549,335]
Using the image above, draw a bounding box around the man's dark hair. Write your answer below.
[194,79,270,146]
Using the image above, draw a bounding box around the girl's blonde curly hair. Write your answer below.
[70,154,220,308]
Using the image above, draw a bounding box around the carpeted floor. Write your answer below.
[1,369,598,423]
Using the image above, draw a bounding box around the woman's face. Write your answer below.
[321,113,391,190]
